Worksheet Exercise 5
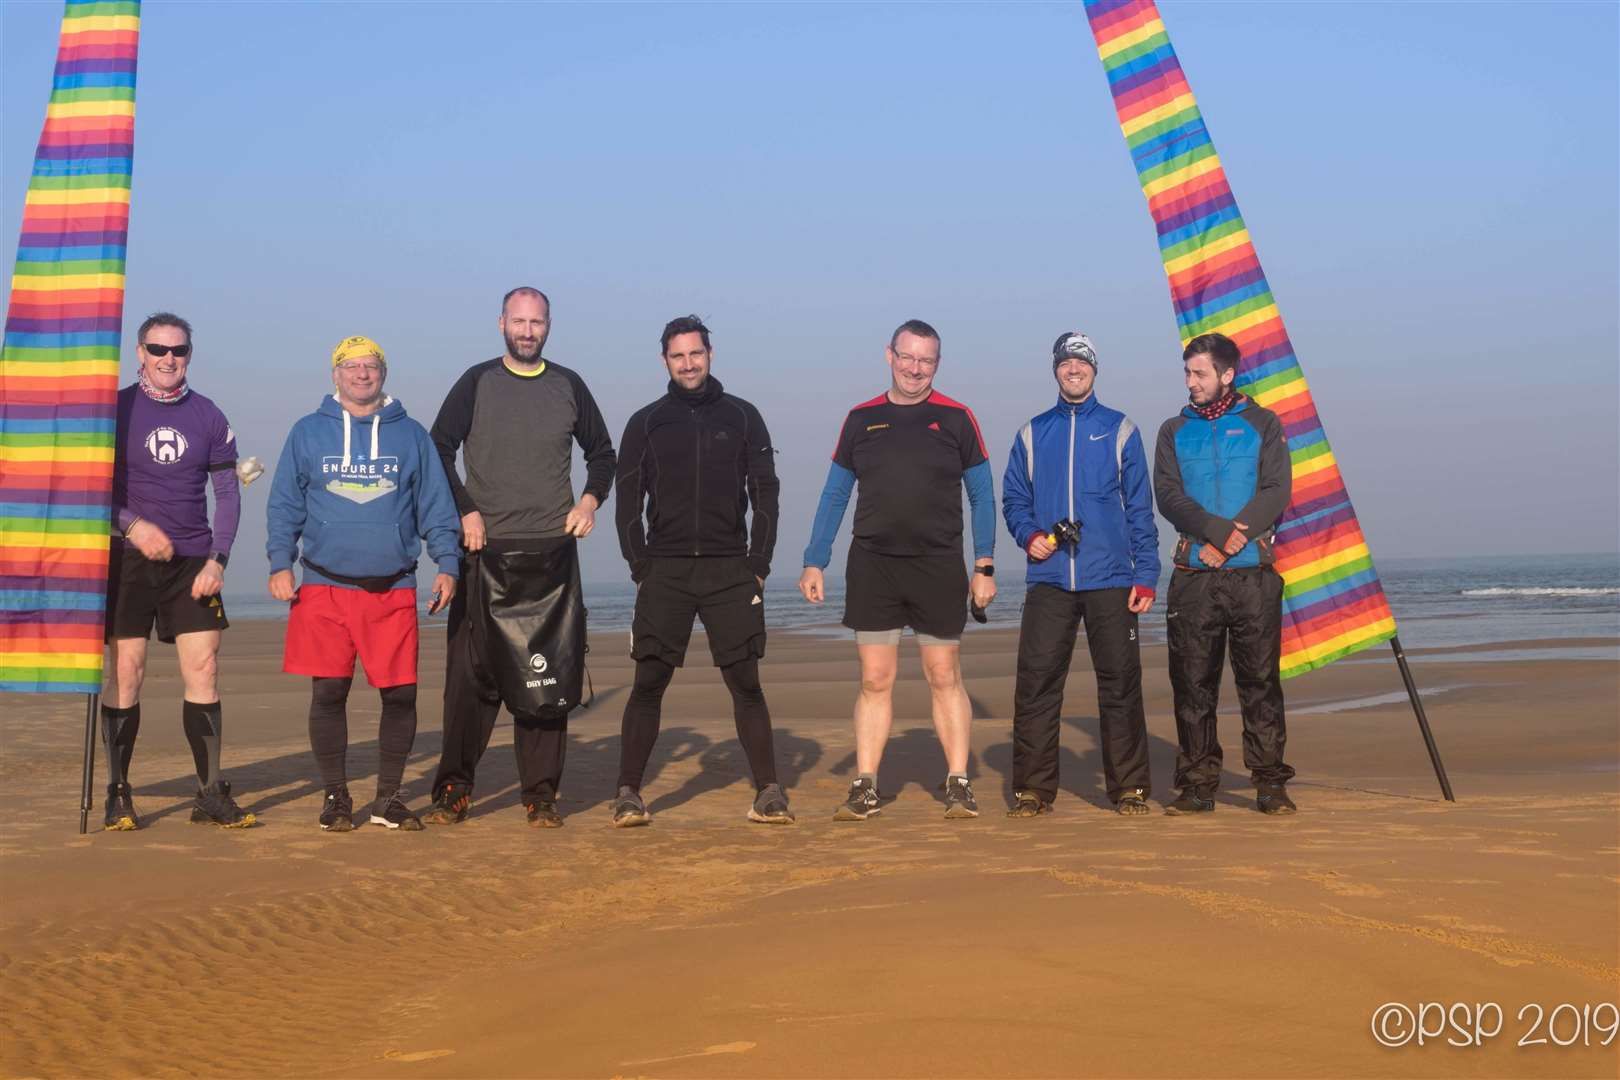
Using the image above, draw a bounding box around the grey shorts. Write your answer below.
[853,628,960,647]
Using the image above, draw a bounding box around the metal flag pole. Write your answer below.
[1389,635,1454,801]
[79,693,99,833]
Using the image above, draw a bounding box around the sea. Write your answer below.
[228,553,1620,661]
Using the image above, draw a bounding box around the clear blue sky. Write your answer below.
[5,1,1617,591]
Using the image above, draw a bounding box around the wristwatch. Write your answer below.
[974,564,995,576]
[208,551,230,568]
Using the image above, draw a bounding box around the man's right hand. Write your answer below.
[461,510,486,552]
[798,566,825,604]
[1198,542,1228,568]
[268,570,297,602]
[1026,534,1057,562]
[127,520,174,561]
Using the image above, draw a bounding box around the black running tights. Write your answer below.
[617,656,777,791]
[308,677,418,799]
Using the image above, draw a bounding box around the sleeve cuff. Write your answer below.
[436,556,461,578]
[746,555,771,581]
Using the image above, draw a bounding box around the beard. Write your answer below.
[505,330,544,364]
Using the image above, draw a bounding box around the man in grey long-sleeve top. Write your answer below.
[1153,331,1297,817]
[423,287,616,828]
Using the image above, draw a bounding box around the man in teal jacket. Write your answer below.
[266,335,462,832]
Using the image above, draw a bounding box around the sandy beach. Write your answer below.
[1,618,1616,1079]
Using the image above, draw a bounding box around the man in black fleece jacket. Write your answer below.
[611,315,791,826]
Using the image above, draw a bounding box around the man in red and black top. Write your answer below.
[799,319,998,822]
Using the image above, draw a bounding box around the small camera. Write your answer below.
[1049,518,1081,548]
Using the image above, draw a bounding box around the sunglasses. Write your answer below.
[142,343,192,358]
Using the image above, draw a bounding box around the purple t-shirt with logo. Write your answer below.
[112,385,240,558]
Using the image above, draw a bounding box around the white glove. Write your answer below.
[237,455,265,487]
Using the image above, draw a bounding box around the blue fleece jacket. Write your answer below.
[1001,394,1160,592]
[266,395,462,589]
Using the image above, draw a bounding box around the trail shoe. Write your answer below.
[1115,788,1151,816]
[526,799,564,828]
[422,784,470,826]
[1007,791,1052,818]
[1164,790,1215,815]
[943,776,980,820]
[370,792,424,831]
[611,787,651,828]
[832,778,881,821]
[747,783,795,825]
[191,780,257,828]
[319,788,354,832]
[1256,784,1298,815]
[103,782,141,831]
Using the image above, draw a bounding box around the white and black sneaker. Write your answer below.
[747,783,795,825]
[319,788,354,832]
[611,787,651,828]
[369,792,424,831]
[943,776,979,819]
[833,778,881,822]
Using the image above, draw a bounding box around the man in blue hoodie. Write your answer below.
[266,336,462,832]
[1001,331,1160,817]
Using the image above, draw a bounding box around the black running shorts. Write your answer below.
[106,547,229,643]
[630,556,765,668]
[841,544,968,638]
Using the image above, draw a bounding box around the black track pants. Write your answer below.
[1011,584,1150,803]
[1165,567,1294,793]
[618,655,778,791]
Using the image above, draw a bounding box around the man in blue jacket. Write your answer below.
[1001,331,1160,817]
[1153,332,1296,815]
[266,336,462,832]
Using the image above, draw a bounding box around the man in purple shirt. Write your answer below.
[101,312,255,830]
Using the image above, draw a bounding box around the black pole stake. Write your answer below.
[1389,635,1454,801]
[79,692,99,834]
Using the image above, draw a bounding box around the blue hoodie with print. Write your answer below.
[266,395,461,589]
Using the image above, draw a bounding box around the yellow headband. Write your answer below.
[331,335,385,368]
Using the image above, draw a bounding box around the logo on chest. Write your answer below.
[321,455,401,504]
[144,427,189,465]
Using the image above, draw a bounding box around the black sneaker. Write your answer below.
[1007,791,1052,818]
[190,780,257,828]
[1115,788,1151,816]
[1164,790,1215,815]
[1256,785,1298,815]
[833,778,881,821]
[611,787,651,828]
[747,783,795,825]
[319,788,354,832]
[370,792,424,831]
[943,776,979,820]
[422,783,470,825]
[102,782,140,831]
[526,799,563,828]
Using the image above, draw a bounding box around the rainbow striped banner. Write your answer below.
[1,0,140,694]
[1085,0,1396,678]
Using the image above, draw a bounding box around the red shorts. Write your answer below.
[283,585,418,687]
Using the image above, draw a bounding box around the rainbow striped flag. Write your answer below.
[1085,0,1396,678]
[1,0,140,694]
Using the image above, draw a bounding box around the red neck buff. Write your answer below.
[1192,389,1240,420]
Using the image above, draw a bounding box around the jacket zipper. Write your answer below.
[692,406,703,556]
[1209,412,1222,568]
[1066,408,1076,591]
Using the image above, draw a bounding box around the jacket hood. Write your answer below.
[314,394,408,469]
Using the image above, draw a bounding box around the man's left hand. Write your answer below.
[1222,523,1249,556]
[1127,585,1155,613]
[190,558,225,600]
[1199,542,1228,568]
[970,562,996,609]
[564,494,599,538]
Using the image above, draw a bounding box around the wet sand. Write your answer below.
[2,620,1616,1078]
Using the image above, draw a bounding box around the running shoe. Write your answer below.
[943,776,979,819]
[611,787,651,828]
[190,780,257,828]
[1164,790,1215,815]
[1007,791,1052,818]
[319,788,354,832]
[370,792,425,831]
[102,782,140,831]
[422,783,471,825]
[832,778,881,821]
[747,783,795,825]
[526,799,563,828]
[1256,784,1298,815]
[1115,788,1151,816]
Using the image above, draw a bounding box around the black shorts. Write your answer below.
[106,546,229,643]
[842,544,968,639]
[631,556,765,668]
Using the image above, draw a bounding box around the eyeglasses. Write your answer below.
[142,343,191,358]
[337,361,383,373]
[892,350,939,370]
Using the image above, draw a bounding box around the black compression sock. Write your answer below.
[376,683,418,801]
[100,703,140,787]
[308,677,352,794]
[181,700,223,789]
